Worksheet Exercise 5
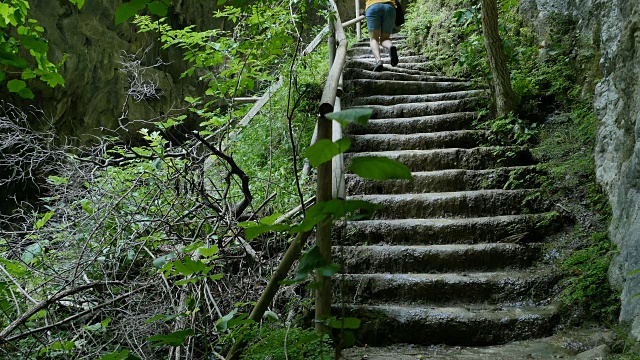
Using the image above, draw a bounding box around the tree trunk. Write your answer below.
[481,0,518,117]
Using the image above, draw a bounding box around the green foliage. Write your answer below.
[0,0,74,97]
[240,325,334,360]
[560,231,619,321]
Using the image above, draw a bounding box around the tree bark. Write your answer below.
[481,0,518,117]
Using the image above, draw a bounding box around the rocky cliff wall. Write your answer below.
[3,0,222,144]
[520,0,640,337]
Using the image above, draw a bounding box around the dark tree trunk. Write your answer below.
[481,0,518,117]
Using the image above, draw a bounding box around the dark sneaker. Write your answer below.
[390,46,399,67]
[373,60,384,72]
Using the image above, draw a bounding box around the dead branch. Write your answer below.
[0,281,124,340]
[2,285,149,343]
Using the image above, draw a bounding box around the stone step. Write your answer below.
[354,98,482,119]
[345,59,436,76]
[348,91,484,106]
[344,67,464,83]
[333,214,559,246]
[337,271,557,305]
[348,130,488,152]
[340,304,558,346]
[349,54,425,63]
[346,112,478,135]
[348,46,413,57]
[334,243,544,273]
[354,35,406,46]
[345,166,544,195]
[344,147,536,172]
[348,189,544,219]
[345,79,471,96]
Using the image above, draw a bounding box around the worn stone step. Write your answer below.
[334,214,560,246]
[344,67,464,83]
[345,79,471,96]
[346,112,478,135]
[345,166,544,195]
[345,59,436,76]
[348,46,413,57]
[344,147,536,172]
[348,130,487,152]
[340,304,558,346]
[349,54,425,63]
[338,271,557,306]
[348,91,484,106]
[348,189,544,219]
[354,98,482,119]
[334,243,544,274]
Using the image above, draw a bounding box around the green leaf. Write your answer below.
[305,138,351,167]
[152,253,175,268]
[69,0,86,9]
[216,308,238,332]
[325,108,374,127]
[197,245,218,257]
[21,242,42,263]
[293,199,382,233]
[263,310,279,321]
[147,329,194,347]
[101,349,135,360]
[348,156,412,180]
[342,330,357,347]
[296,245,337,280]
[41,72,65,87]
[148,1,168,16]
[7,79,26,93]
[35,211,54,230]
[21,35,48,54]
[328,317,361,329]
[259,213,283,225]
[18,87,34,99]
[0,71,5,83]
[115,0,148,25]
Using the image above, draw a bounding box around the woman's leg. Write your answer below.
[369,29,382,61]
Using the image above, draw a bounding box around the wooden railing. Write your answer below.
[227,5,364,358]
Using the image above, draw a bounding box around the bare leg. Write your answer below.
[380,33,393,51]
[369,29,382,61]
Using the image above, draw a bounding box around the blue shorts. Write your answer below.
[365,3,396,34]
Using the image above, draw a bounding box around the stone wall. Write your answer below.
[520,0,640,337]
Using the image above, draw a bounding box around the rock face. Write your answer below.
[520,0,640,337]
[3,0,222,144]
[593,1,640,338]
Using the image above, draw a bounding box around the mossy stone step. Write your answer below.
[333,214,559,246]
[345,79,471,96]
[346,112,478,135]
[347,189,546,219]
[339,304,559,346]
[348,91,484,106]
[344,147,536,172]
[334,243,544,273]
[345,166,544,195]
[337,271,558,305]
[348,130,487,152]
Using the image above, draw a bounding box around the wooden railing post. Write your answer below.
[355,0,361,40]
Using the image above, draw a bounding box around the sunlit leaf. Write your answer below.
[325,108,373,127]
[305,138,351,167]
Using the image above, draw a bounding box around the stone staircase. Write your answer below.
[333,36,561,347]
